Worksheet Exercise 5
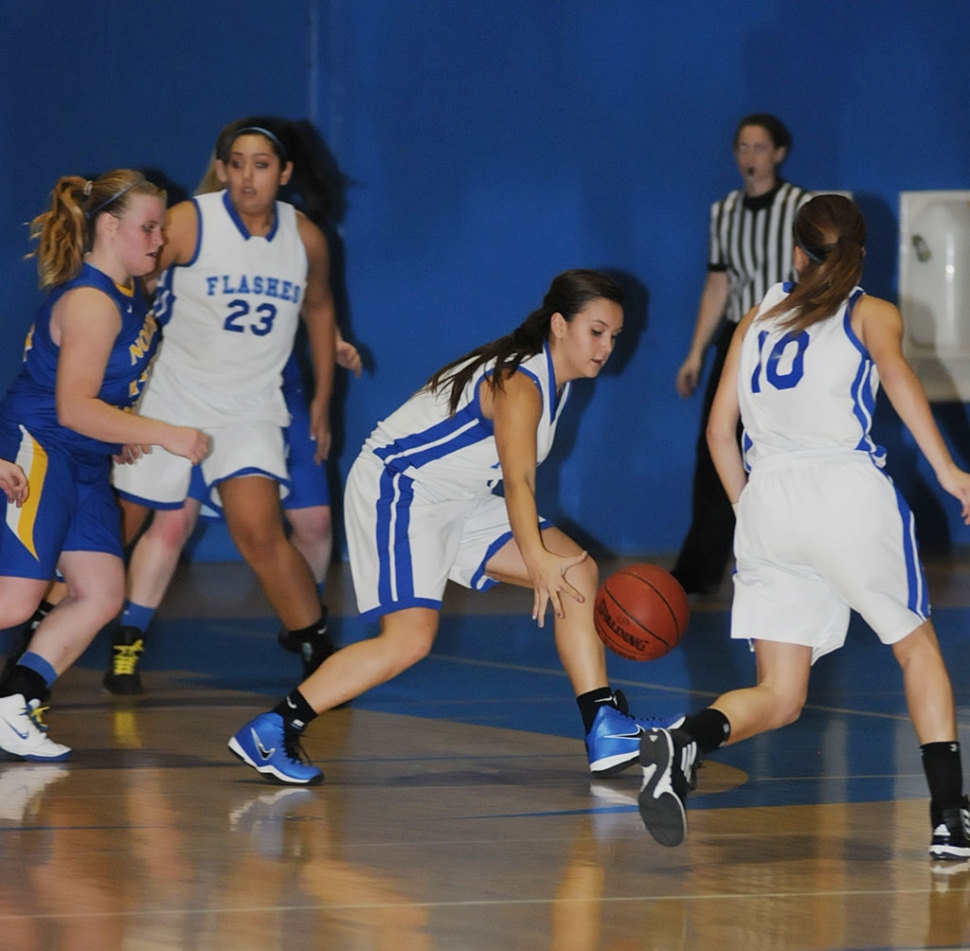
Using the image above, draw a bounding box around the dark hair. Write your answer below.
[733,113,792,154]
[762,194,866,332]
[427,269,624,415]
[28,170,165,288]
[209,116,349,227]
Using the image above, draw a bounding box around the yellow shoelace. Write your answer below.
[112,639,144,676]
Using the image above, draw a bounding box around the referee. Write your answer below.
[672,114,810,595]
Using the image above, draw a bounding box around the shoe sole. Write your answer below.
[227,736,323,786]
[930,845,970,860]
[0,745,72,763]
[589,751,639,777]
[638,731,687,847]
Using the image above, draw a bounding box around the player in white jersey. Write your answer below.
[105,118,336,694]
[638,195,970,859]
[228,269,683,786]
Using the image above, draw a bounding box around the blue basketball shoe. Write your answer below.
[585,691,684,776]
[228,713,323,786]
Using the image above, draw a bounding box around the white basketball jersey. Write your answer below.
[738,282,883,469]
[362,345,570,496]
[149,191,307,426]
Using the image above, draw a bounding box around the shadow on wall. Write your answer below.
[853,192,897,303]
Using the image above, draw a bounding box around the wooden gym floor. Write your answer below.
[1,554,969,951]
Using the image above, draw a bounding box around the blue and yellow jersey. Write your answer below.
[0,262,160,459]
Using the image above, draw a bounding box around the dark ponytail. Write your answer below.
[764,194,866,332]
[427,269,624,415]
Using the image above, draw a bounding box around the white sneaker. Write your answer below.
[0,694,71,762]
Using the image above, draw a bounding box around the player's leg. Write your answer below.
[285,504,333,590]
[103,500,201,695]
[119,497,152,547]
[483,526,607,693]
[0,576,54,687]
[226,454,451,785]
[1,551,124,762]
[279,396,335,668]
[219,475,320,628]
[822,462,967,858]
[0,578,52,637]
[637,635,812,847]
[892,619,969,859]
[483,525,683,777]
[205,415,332,677]
[29,551,125,674]
[110,429,198,695]
[228,606,439,785]
[5,498,157,692]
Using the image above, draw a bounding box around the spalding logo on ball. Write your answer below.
[593,564,689,661]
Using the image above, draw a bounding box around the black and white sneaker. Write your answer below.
[930,796,970,860]
[637,727,698,847]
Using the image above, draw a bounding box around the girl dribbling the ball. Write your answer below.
[228,268,683,785]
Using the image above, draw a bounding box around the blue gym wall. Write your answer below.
[2,0,970,560]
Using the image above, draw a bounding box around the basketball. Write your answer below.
[593,564,689,661]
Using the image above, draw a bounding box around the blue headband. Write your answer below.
[797,239,826,264]
[234,126,289,162]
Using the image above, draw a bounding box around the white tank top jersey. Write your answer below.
[738,282,884,470]
[363,345,570,497]
[149,191,307,425]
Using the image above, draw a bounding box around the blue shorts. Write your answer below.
[283,381,330,511]
[0,424,122,580]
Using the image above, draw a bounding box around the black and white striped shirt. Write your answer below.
[708,180,811,324]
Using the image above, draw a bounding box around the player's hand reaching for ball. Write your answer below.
[529,549,588,628]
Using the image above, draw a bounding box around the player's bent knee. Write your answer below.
[101,590,126,625]
[149,509,197,549]
[287,507,331,541]
[379,614,438,669]
[774,693,807,728]
[568,552,599,597]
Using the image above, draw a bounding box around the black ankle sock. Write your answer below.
[30,599,55,631]
[287,616,329,641]
[921,741,963,813]
[683,708,731,755]
[576,687,615,734]
[2,665,48,704]
[273,689,318,732]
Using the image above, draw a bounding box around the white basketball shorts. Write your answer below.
[731,450,928,664]
[112,366,289,510]
[344,452,528,620]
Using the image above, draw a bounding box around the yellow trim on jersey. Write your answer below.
[6,427,48,560]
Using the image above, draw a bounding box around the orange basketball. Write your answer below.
[593,564,689,661]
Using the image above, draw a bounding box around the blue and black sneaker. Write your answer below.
[228,712,323,786]
[585,690,684,777]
